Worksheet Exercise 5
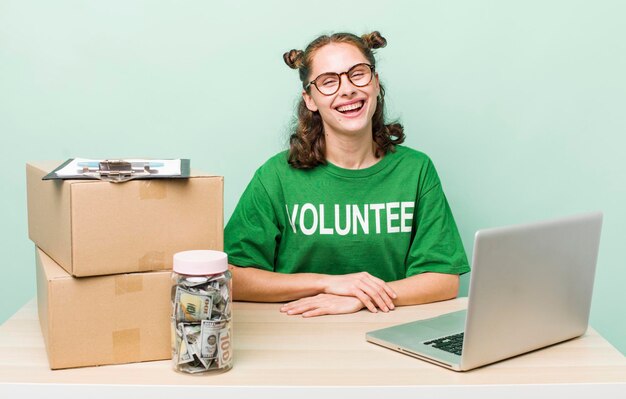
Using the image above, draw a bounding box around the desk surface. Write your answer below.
[1,298,625,391]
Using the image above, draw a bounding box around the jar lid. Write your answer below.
[173,250,228,276]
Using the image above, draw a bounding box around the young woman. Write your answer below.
[224,31,470,317]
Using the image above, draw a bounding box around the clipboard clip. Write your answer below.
[81,160,157,183]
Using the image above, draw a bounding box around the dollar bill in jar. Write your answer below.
[171,250,233,374]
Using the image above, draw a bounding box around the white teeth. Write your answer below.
[336,101,363,112]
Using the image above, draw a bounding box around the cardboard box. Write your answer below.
[27,161,223,277]
[35,247,173,369]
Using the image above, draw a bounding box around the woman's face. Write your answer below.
[302,43,380,139]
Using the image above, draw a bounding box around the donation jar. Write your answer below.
[171,250,233,374]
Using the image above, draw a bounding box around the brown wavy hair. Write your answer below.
[283,31,405,169]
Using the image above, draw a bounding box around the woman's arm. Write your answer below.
[387,272,459,306]
[230,265,397,313]
[280,272,459,317]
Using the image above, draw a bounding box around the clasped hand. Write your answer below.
[280,272,397,317]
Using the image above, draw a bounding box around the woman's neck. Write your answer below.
[324,128,379,170]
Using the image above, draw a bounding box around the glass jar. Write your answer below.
[171,250,232,374]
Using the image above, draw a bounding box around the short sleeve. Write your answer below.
[405,168,470,277]
[224,172,280,271]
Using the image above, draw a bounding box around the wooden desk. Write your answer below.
[1,298,625,398]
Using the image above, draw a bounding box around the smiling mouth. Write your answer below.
[335,100,364,114]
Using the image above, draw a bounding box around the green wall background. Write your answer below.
[1,1,624,355]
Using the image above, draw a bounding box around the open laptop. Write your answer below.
[366,211,603,371]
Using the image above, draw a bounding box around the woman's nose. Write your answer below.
[337,74,357,96]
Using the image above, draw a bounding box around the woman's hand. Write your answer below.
[280,294,366,317]
[320,272,396,313]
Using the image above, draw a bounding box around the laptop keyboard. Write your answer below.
[423,332,464,356]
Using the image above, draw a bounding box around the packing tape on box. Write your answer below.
[139,180,167,200]
[112,328,141,363]
[115,274,144,295]
[138,251,166,272]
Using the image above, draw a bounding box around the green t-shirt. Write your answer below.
[224,145,470,282]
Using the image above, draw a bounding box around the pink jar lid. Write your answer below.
[173,250,228,276]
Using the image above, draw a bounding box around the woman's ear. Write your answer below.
[302,90,319,112]
[374,73,380,96]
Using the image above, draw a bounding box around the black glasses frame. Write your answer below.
[305,63,375,96]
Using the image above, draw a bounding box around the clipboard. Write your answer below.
[43,158,191,183]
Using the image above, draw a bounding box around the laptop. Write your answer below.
[366,211,603,371]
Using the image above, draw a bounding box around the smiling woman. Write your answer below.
[283,32,404,170]
[224,31,470,317]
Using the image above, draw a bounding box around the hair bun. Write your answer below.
[361,31,387,49]
[283,49,305,69]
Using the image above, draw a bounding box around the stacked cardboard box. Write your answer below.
[26,161,224,369]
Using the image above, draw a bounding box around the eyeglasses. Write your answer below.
[305,63,375,96]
